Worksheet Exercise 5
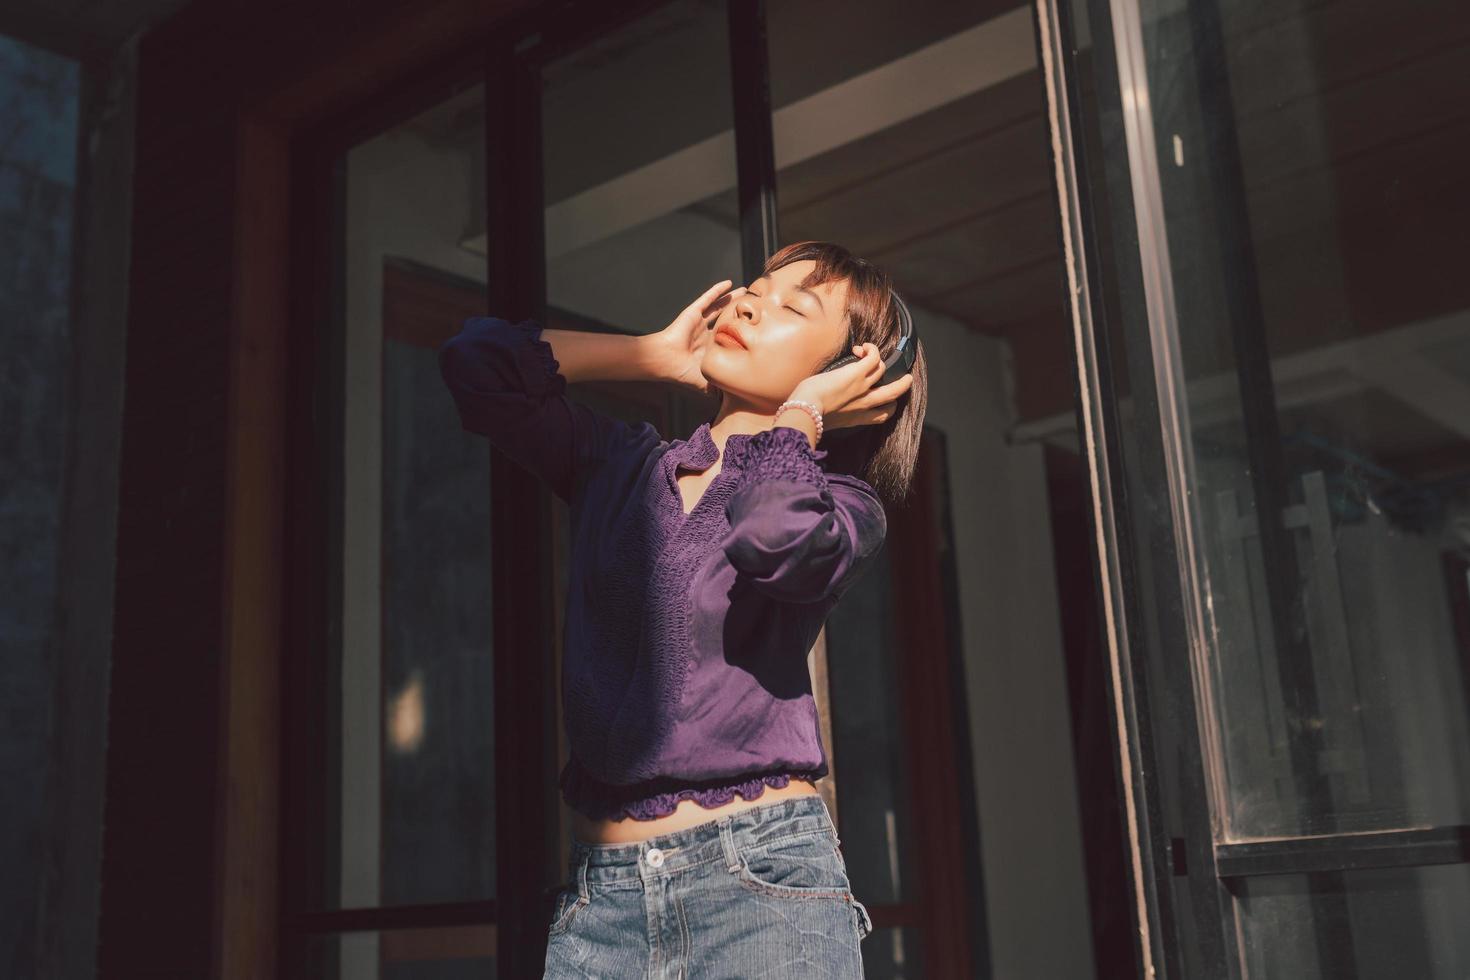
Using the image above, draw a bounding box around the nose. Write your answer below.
[733,287,759,321]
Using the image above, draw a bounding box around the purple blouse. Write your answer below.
[437,316,887,821]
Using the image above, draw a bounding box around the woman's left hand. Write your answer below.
[788,343,913,433]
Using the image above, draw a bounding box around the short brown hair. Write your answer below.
[712,240,928,509]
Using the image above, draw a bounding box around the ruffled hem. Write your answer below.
[559,757,828,822]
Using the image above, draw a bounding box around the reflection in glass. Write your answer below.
[535,0,743,871]
[0,35,80,968]
[538,0,741,343]
[302,925,496,980]
[1237,864,1470,979]
[766,2,1099,978]
[323,82,495,912]
[1132,0,1470,840]
[824,546,912,902]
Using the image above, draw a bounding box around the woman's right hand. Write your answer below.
[645,279,742,395]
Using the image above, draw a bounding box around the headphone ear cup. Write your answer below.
[823,352,860,373]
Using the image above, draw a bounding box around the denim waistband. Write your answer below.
[566,794,836,887]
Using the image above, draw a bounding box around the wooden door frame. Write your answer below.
[104,1,688,977]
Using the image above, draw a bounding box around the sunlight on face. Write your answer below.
[701,260,851,410]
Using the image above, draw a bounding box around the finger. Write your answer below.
[703,292,737,318]
[695,279,735,309]
[872,372,913,401]
[696,279,735,312]
[838,343,880,385]
[855,374,912,410]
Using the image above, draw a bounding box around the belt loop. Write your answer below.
[819,797,839,844]
[574,845,591,903]
[718,817,741,874]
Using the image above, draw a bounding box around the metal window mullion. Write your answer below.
[1091,0,1240,973]
[726,0,779,279]
[1216,825,1470,879]
[1033,0,1182,976]
[1105,0,1223,797]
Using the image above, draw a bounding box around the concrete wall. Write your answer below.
[916,308,1095,980]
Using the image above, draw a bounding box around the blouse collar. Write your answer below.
[663,420,834,500]
[664,421,759,496]
[675,421,759,470]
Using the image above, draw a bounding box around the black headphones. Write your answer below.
[820,288,919,388]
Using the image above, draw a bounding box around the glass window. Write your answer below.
[317,81,494,914]
[767,3,1110,978]
[1055,0,1470,973]
[535,0,743,856]
[1130,0,1470,843]
[0,32,80,971]
[301,925,495,979]
[1238,865,1470,979]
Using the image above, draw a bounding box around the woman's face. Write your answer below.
[701,260,852,409]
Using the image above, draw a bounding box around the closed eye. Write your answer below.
[746,290,806,317]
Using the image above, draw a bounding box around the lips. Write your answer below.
[714,324,748,350]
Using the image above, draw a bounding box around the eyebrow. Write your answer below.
[753,275,825,315]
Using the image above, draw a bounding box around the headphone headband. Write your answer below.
[889,289,914,357]
[818,284,919,384]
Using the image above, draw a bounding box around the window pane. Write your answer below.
[318,82,495,910]
[1130,0,1470,838]
[536,0,743,847]
[0,33,80,970]
[301,926,496,980]
[540,0,741,345]
[1238,864,1470,979]
[768,2,1105,977]
[824,540,919,904]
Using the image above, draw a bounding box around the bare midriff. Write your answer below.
[570,776,821,845]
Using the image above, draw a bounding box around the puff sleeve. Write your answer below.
[438,316,632,504]
[722,425,887,604]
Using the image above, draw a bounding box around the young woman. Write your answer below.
[438,241,927,977]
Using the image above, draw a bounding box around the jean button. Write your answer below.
[646,847,665,867]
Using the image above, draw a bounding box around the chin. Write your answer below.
[704,352,790,406]
[700,351,743,388]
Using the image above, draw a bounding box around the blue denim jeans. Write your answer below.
[543,794,874,978]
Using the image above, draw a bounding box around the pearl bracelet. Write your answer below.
[774,398,824,442]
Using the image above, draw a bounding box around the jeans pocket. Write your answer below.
[734,830,852,900]
[547,883,587,936]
